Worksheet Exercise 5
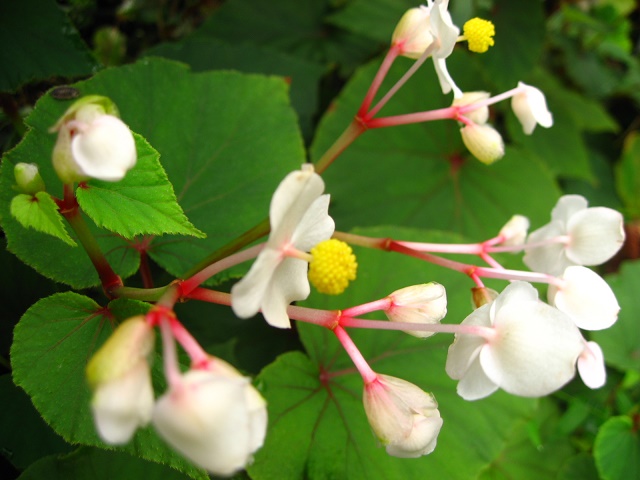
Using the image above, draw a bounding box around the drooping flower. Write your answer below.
[231,164,334,328]
[85,315,155,444]
[547,266,619,330]
[523,195,625,276]
[50,96,136,183]
[363,374,443,458]
[460,123,505,164]
[445,282,584,400]
[153,368,267,477]
[511,82,553,134]
[384,283,447,338]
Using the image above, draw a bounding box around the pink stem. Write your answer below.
[342,298,391,317]
[367,106,456,129]
[159,317,182,389]
[340,317,496,341]
[358,46,401,117]
[168,317,209,367]
[333,325,377,384]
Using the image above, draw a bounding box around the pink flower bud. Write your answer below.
[385,283,447,338]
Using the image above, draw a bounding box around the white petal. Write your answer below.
[551,195,588,225]
[445,304,490,379]
[71,115,136,181]
[260,257,310,328]
[291,194,334,252]
[231,248,282,319]
[549,266,619,330]
[577,341,606,389]
[430,0,459,59]
[269,165,324,245]
[566,207,625,265]
[511,82,553,135]
[523,220,571,275]
[489,281,538,322]
[456,356,499,400]
[433,57,461,97]
[481,300,583,397]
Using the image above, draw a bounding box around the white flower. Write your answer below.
[152,369,267,477]
[460,123,505,164]
[577,341,606,389]
[391,1,461,97]
[523,195,625,276]
[363,374,443,458]
[445,282,584,400]
[86,315,155,444]
[391,7,433,59]
[384,283,447,338]
[511,81,553,134]
[52,103,136,183]
[499,215,530,247]
[231,164,335,328]
[548,266,619,330]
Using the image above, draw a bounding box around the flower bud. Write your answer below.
[471,286,498,309]
[153,364,267,476]
[14,163,45,194]
[499,215,530,247]
[363,374,443,458]
[460,123,505,164]
[391,7,434,59]
[385,283,447,338]
[511,82,553,135]
[85,315,155,444]
[453,91,490,125]
[50,96,136,183]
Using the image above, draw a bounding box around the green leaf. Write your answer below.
[591,261,640,373]
[193,0,377,73]
[77,133,204,240]
[594,416,640,480]
[10,292,207,480]
[145,37,325,140]
[558,453,600,480]
[10,191,76,246]
[0,0,98,93]
[311,57,561,239]
[0,374,71,470]
[249,228,536,479]
[19,447,192,480]
[615,132,640,217]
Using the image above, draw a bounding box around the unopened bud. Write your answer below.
[471,287,499,309]
[460,123,504,165]
[499,215,530,247]
[14,163,45,194]
[385,283,447,338]
[453,91,490,125]
[391,7,434,59]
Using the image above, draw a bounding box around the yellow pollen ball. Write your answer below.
[463,18,495,53]
[308,239,357,295]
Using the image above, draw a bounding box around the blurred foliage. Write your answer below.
[1,0,640,479]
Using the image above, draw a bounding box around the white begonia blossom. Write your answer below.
[460,123,505,164]
[577,341,606,389]
[499,215,530,247]
[363,374,443,458]
[231,164,335,329]
[152,369,267,477]
[85,316,155,444]
[511,82,553,134]
[52,103,136,183]
[391,1,462,97]
[523,195,625,276]
[445,282,584,401]
[547,266,619,330]
[384,283,447,338]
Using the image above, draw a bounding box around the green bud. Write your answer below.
[49,95,120,133]
[14,163,46,194]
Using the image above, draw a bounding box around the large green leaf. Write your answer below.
[145,37,325,139]
[10,293,207,480]
[311,57,561,239]
[615,132,640,217]
[249,228,537,479]
[19,447,192,480]
[1,58,305,284]
[592,260,640,373]
[594,416,640,480]
[0,0,98,93]
[76,133,204,239]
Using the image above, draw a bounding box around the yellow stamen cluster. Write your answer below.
[463,18,495,53]
[308,239,357,295]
